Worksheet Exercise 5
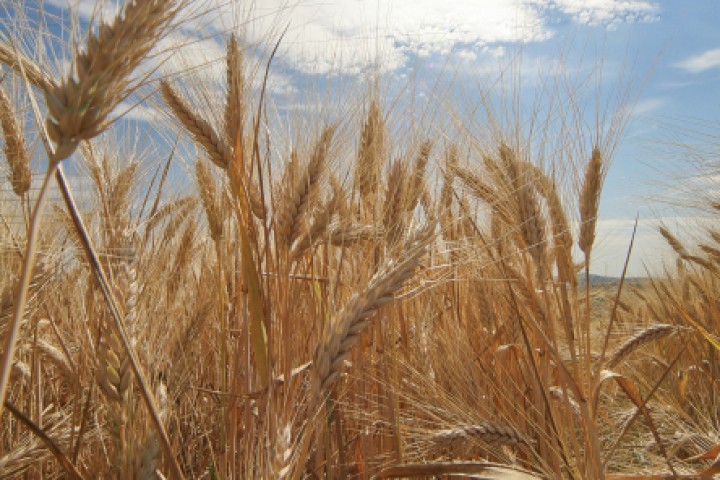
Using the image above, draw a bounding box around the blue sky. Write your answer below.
[3,0,720,276]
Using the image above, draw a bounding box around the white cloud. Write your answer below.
[552,0,659,27]
[675,47,720,74]
[41,0,661,77]
[626,97,666,118]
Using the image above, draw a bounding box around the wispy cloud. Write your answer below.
[41,0,662,76]
[675,47,720,73]
[552,0,659,27]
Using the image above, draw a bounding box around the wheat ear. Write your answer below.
[606,324,681,368]
[224,34,244,145]
[0,85,31,197]
[0,42,54,92]
[45,0,182,161]
[196,160,223,241]
[161,80,233,170]
[578,147,603,257]
[275,127,334,248]
[354,100,385,209]
[311,225,433,406]
[431,422,530,448]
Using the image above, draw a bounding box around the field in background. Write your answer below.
[1,1,719,479]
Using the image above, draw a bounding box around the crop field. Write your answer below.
[0,1,719,479]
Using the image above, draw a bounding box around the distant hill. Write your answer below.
[580,273,645,287]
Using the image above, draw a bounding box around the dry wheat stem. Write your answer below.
[52,165,185,480]
[0,164,57,421]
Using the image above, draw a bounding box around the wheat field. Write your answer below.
[0,1,719,479]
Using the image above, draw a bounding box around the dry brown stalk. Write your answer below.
[311,225,432,405]
[578,147,603,257]
[275,127,334,248]
[0,417,74,478]
[606,324,681,368]
[45,0,182,161]
[0,85,31,197]
[439,146,457,220]
[431,422,529,447]
[161,80,233,170]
